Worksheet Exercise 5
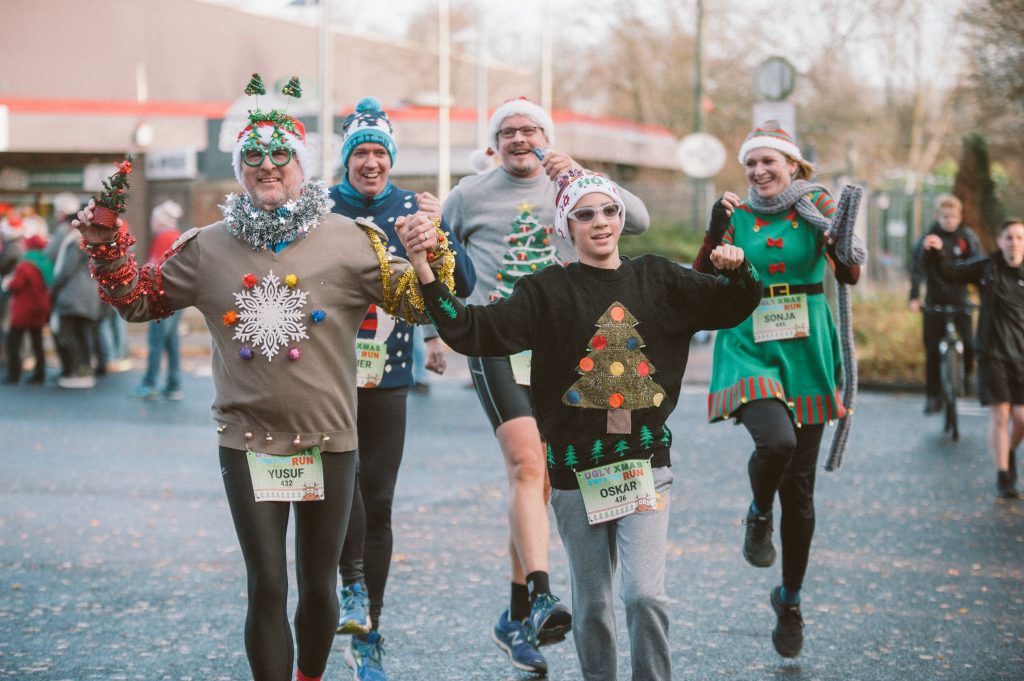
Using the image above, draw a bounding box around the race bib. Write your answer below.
[246,446,325,502]
[575,459,657,525]
[753,293,810,343]
[509,350,532,386]
[356,340,387,388]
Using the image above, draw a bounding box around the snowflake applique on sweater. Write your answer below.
[232,271,309,360]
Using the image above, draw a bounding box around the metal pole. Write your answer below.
[438,0,451,198]
[319,0,333,182]
[540,0,552,112]
[692,0,705,231]
[475,1,487,151]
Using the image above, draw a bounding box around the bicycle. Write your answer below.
[926,304,975,441]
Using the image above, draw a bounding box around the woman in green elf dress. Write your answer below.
[693,121,863,659]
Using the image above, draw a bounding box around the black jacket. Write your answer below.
[910,223,983,305]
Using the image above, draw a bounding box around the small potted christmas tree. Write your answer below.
[91,155,133,229]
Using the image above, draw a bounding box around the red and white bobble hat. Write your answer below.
[231,114,312,184]
[553,168,625,245]
[737,120,803,164]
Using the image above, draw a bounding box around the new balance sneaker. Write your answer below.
[130,385,160,400]
[163,389,184,401]
[742,506,776,567]
[527,592,572,645]
[770,586,804,658]
[491,609,547,674]
[337,583,372,635]
[343,630,386,681]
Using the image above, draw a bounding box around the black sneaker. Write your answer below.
[996,471,1018,499]
[742,507,776,567]
[770,586,804,658]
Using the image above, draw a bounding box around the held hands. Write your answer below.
[709,244,745,271]
[395,211,439,282]
[72,199,123,244]
[424,336,447,375]
[541,149,582,181]
[709,192,740,243]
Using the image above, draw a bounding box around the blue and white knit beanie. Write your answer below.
[341,97,397,168]
[737,120,803,165]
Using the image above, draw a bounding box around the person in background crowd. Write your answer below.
[926,218,1024,498]
[0,209,26,365]
[131,200,186,400]
[693,121,864,659]
[442,97,650,674]
[909,193,982,413]
[2,229,52,384]
[328,96,476,681]
[47,193,83,378]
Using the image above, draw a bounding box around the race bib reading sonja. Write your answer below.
[509,350,532,386]
[753,293,810,343]
[246,447,325,502]
[356,340,387,388]
[575,459,657,525]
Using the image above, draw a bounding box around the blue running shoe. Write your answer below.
[491,609,547,674]
[528,592,572,645]
[337,583,372,635]
[344,630,387,681]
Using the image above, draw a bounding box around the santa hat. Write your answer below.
[553,168,625,245]
[231,75,311,183]
[341,96,397,168]
[53,192,81,219]
[737,120,803,165]
[487,97,554,154]
[151,199,183,234]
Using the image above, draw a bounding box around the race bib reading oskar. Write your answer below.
[356,340,387,388]
[246,447,325,502]
[509,350,532,386]
[575,459,656,525]
[753,293,810,343]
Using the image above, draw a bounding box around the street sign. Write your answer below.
[754,56,797,102]
[676,132,726,179]
[752,101,796,136]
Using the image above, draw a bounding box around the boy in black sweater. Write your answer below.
[926,218,1024,498]
[397,168,762,680]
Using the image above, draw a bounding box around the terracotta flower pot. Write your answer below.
[91,205,120,230]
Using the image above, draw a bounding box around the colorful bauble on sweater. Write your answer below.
[231,270,310,361]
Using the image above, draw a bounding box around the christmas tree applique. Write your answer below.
[488,203,561,301]
[590,439,604,464]
[564,444,578,467]
[438,296,458,320]
[563,302,666,434]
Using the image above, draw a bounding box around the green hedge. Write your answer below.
[619,221,704,263]
[853,290,925,386]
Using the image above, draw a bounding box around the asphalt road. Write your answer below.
[1,345,1022,680]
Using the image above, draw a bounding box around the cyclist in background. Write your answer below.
[925,218,1024,498]
[909,194,983,414]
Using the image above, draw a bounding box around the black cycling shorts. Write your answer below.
[467,355,535,432]
[978,356,1024,406]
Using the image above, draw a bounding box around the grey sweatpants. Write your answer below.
[551,466,673,681]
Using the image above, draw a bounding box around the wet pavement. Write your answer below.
[1,333,1022,680]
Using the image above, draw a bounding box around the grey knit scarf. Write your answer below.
[748,180,866,471]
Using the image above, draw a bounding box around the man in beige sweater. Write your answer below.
[71,76,454,681]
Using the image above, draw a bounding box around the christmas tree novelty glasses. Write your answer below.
[242,142,293,167]
[567,203,623,223]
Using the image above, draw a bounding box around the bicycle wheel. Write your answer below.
[942,349,960,441]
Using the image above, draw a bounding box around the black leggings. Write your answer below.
[220,447,357,681]
[740,399,825,593]
[339,386,408,630]
[6,326,45,381]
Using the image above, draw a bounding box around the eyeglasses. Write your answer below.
[568,202,622,223]
[498,125,543,139]
[242,145,293,167]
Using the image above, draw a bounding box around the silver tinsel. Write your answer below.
[221,181,332,250]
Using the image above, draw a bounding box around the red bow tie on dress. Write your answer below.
[768,262,786,275]
[766,237,784,248]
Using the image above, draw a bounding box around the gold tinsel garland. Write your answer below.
[360,226,456,324]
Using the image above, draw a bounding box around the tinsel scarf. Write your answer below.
[221,181,332,250]
[747,180,866,471]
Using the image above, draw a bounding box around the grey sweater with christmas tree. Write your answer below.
[420,255,762,489]
[89,214,434,455]
[443,167,650,306]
